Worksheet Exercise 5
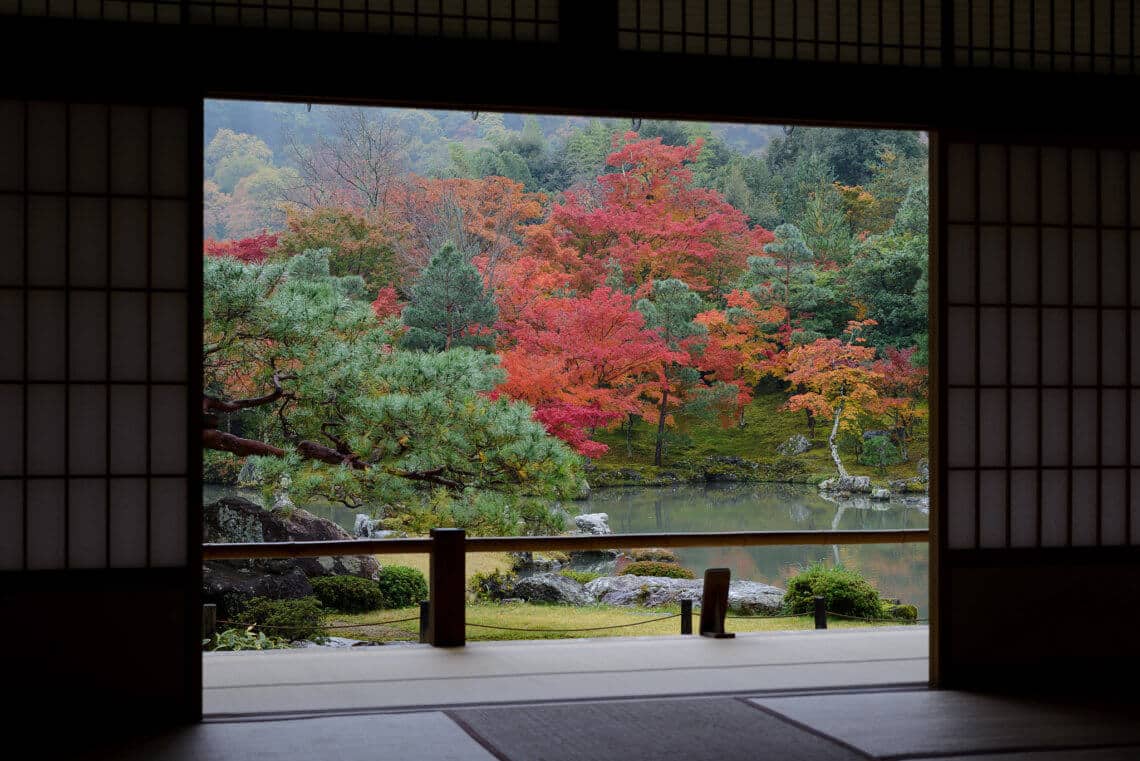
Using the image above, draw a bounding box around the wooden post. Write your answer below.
[680,598,693,635]
[428,528,466,647]
[814,596,828,629]
[418,600,430,644]
[202,604,217,642]
[698,568,735,639]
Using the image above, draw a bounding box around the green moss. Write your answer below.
[619,561,695,579]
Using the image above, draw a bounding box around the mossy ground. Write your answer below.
[590,390,928,488]
[326,602,899,642]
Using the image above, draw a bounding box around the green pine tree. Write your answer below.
[401,243,498,351]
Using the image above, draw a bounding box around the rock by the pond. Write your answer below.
[862,429,891,440]
[354,513,401,540]
[513,573,593,605]
[871,488,891,500]
[567,549,620,575]
[296,636,378,648]
[511,551,569,574]
[573,512,612,535]
[889,477,928,494]
[819,475,872,494]
[585,575,785,614]
[917,458,930,480]
[700,455,761,482]
[203,497,380,616]
[776,434,812,456]
[574,479,592,500]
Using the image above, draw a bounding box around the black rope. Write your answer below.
[465,614,681,633]
[218,617,419,632]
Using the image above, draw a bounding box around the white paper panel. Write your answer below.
[1040,470,1070,546]
[1131,232,1140,306]
[1070,148,1098,226]
[110,291,147,381]
[1009,470,1038,547]
[1041,147,1070,224]
[0,385,21,476]
[68,477,107,568]
[1100,230,1127,306]
[26,101,66,193]
[1133,390,1140,466]
[1132,311,1140,384]
[947,144,976,222]
[1041,308,1070,385]
[948,307,975,386]
[1071,229,1098,305]
[979,308,1007,385]
[1041,389,1070,466]
[150,293,186,382]
[110,199,147,288]
[948,389,976,467]
[69,198,108,288]
[26,196,65,287]
[1041,228,1069,305]
[1009,227,1038,304]
[1071,468,1098,546]
[979,389,1007,467]
[0,290,22,381]
[1070,309,1098,386]
[1009,308,1038,384]
[151,201,187,289]
[1009,389,1038,467]
[947,225,976,302]
[0,100,24,191]
[979,227,1007,304]
[149,478,186,567]
[26,384,64,475]
[150,386,186,475]
[27,289,66,381]
[1132,470,1140,545]
[110,106,149,196]
[948,469,977,550]
[68,104,108,195]
[1071,389,1098,466]
[26,478,64,569]
[979,470,1007,548]
[150,108,187,198]
[1101,389,1127,466]
[69,384,107,475]
[109,477,147,568]
[110,385,147,474]
[0,481,22,569]
[1100,469,1128,546]
[0,196,23,286]
[69,291,107,381]
[1101,309,1126,386]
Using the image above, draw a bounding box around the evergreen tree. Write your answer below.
[741,223,821,343]
[401,243,498,351]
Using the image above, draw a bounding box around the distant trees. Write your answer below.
[401,243,498,351]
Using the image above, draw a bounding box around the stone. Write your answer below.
[700,455,761,482]
[871,488,891,500]
[513,573,593,605]
[917,458,930,480]
[862,429,891,440]
[296,636,377,648]
[574,479,592,500]
[889,477,928,494]
[818,475,873,493]
[776,434,812,456]
[573,512,612,535]
[201,560,313,619]
[584,575,785,614]
[566,549,620,575]
[510,551,569,574]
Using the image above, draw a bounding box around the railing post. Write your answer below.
[680,598,693,635]
[418,600,430,644]
[814,596,827,629]
[428,528,466,647]
[698,568,735,639]
[202,603,217,643]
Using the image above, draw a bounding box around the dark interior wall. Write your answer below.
[1,2,1139,725]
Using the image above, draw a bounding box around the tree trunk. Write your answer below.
[625,414,635,457]
[654,386,669,466]
[828,400,848,478]
[805,408,815,438]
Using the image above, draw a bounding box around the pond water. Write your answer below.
[203,482,929,616]
[577,483,929,616]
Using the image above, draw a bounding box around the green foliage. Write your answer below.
[401,243,498,351]
[619,561,696,580]
[559,570,602,585]
[207,626,292,651]
[202,449,242,485]
[859,436,904,473]
[467,569,517,601]
[782,564,882,619]
[377,565,428,609]
[632,548,679,563]
[882,603,919,621]
[845,232,927,352]
[241,596,327,642]
[310,575,384,613]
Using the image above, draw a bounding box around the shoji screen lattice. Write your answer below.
[942,139,1140,549]
[0,101,193,571]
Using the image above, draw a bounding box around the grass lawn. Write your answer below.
[326,602,903,643]
[592,389,928,486]
[375,552,513,586]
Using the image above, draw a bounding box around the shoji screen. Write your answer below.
[0,101,194,573]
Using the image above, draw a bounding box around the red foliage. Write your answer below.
[532,402,620,458]
[371,285,406,321]
[204,232,279,263]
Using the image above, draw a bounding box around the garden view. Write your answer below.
[201,101,929,649]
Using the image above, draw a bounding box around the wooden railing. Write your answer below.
[202,528,928,646]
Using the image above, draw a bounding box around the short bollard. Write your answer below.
[418,600,430,644]
[698,568,735,639]
[202,604,217,643]
[680,599,693,635]
[814,596,827,630]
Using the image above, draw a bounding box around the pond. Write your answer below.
[203,482,930,616]
[579,483,929,616]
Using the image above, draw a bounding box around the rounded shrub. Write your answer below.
[619,561,695,580]
[782,564,881,619]
[467,569,517,602]
[377,565,428,609]
[559,570,601,585]
[633,548,678,563]
[241,596,327,642]
[310,575,383,613]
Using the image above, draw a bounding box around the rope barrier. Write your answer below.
[217,617,419,632]
[465,613,681,633]
[822,610,928,624]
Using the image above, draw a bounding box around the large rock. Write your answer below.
[776,434,812,456]
[585,575,785,614]
[573,513,612,535]
[203,497,380,616]
[870,488,891,500]
[700,455,761,482]
[819,475,872,493]
[513,573,593,605]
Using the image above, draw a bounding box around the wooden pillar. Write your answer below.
[698,568,735,639]
[428,528,466,647]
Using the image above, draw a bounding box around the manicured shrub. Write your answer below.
[310,575,383,613]
[377,565,428,609]
[633,548,678,563]
[782,564,881,619]
[468,569,517,602]
[882,603,919,621]
[207,626,291,651]
[559,570,601,585]
[859,436,904,472]
[241,596,327,642]
[619,561,695,580]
